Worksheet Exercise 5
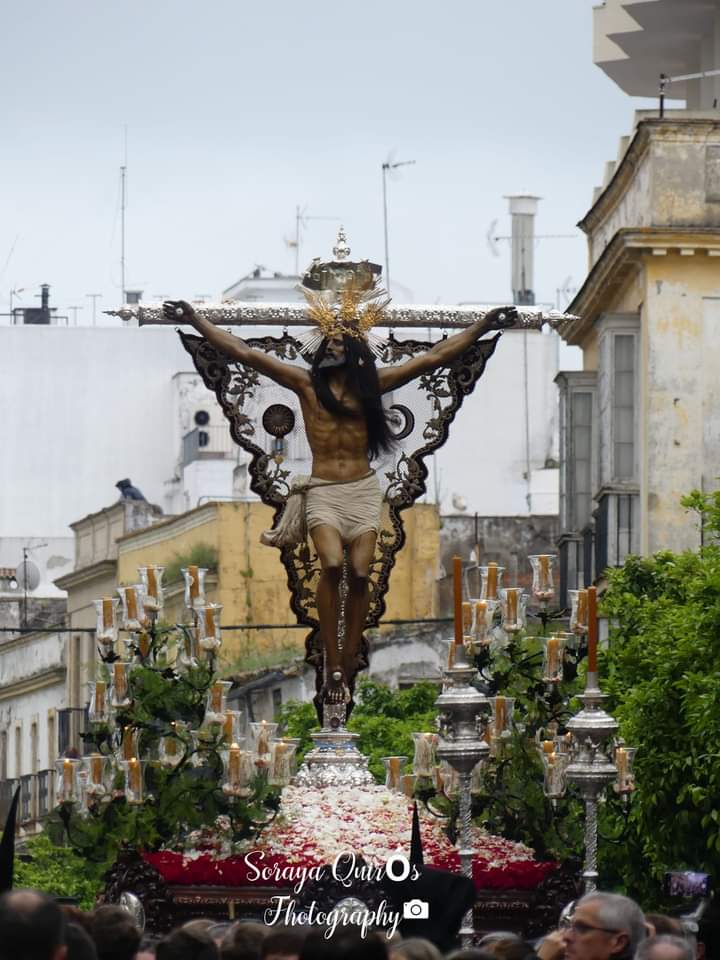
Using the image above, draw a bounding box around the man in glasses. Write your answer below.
[560,893,647,960]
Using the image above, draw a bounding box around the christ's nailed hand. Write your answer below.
[163,299,196,324]
[484,305,519,330]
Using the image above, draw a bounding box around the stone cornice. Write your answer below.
[0,666,66,701]
[116,503,219,552]
[565,227,720,345]
[579,118,720,237]
[54,559,116,592]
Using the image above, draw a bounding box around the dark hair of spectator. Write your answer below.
[90,905,141,960]
[156,926,219,960]
[0,889,67,960]
[65,922,98,960]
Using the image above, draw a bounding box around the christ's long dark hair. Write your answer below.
[311,335,395,461]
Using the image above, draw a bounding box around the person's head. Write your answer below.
[156,926,219,960]
[390,937,442,960]
[65,923,97,960]
[562,892,647,960]
[220,921,268,960]
[90,905,141,960]
[635,936,695,960]
[0,889,67,960]
[645,918,683,939]
[298,929,388,960]
[486,939,537,960]
[444,951,497,960]
[311,335,394,461]
[260,928,306,960]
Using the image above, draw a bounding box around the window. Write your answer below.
[272,688,282,714]
[613,335,636,480]
[0,731,7,780]
[570,392,593,529]
[14,725,22,779]
[30,722,38,776]
[47,712,56,767]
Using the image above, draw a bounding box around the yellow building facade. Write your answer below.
[117,499,439,673]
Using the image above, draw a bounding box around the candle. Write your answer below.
[126,587,137,621]
[461,601,472,635]
[229,743,240,783]
[506,588,518,624]
[90,754,103,784]
[95,681,106,717]
[188,565,199,599]
[204,606,215,637]
[223,711,234,742]
[486,562,498,600]
[615,747,627,783]
[129,758,141,795]
[453,556,463,646]
[539,554,550,589]
[495,696,506,732]
[401,774,416,798]
[138,633,150,658]
[542,739,555,754]
[577,589,588,629]
[547,636,560,676]
[257,721,270,756]
[587,586,598,673]
[63,758,73,794]
[146,567,158,598]
[211,682,223,713]
[102,598,113,629]
[113,663,127,702]
[122,727,136,760]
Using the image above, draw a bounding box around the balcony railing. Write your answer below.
[0,779,18,821]
[0,770,55,825]
[182,426,235,467]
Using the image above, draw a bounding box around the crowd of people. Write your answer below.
[0,889,713,960]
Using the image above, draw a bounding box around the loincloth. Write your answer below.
[260,471,383,548]
[306,471,383,545]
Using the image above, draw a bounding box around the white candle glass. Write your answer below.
[489,696,515,738]
[411,732,438,778]
[117,585,146,632]
[268,741,297,787]
[499,588,527,634]
[528,554,556,602]
[119,758,145,804]
[222,745,255,797]
[221,709,243,745]
[88,680,109,723]
[381,756,407,791]
[542,750,569,799]
[205,681,233,725]
[249,720,278,757]
[95,598,120,649]
[614,745,637,794]
[182,566,207,610]
[139,565,165,614]
[569,589,589,635]
[479,564,504,601]
[542,634,565,683]
[159,721,189,767]
[83,753,111,801]
[198,603,223,653]
[55,757,80,803]
[110,661,133,708]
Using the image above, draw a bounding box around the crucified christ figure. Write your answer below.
[163,247,516,709]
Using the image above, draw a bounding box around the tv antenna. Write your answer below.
[659,68,720,117]
[285,206,342,275]
[15,544,46,629]
[486,220,576,258]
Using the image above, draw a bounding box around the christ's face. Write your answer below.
[319,336,346,368]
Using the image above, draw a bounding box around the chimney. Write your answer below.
[22,283,52,325]
[506,195,540,306]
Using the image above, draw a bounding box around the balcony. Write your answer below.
[58,707,89,756]
[182,426,235,467]
[595,487,640,576]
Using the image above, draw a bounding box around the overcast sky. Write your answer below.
[1,0,658,325]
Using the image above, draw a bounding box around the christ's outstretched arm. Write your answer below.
[163,300,309,394]
[377,305,518,394]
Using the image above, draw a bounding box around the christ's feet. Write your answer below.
[322,669,350,705]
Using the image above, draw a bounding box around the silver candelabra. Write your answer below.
[435,642,489,947]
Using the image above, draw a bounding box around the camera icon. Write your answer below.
[403,899,430,920]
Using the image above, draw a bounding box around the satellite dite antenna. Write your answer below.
[15,544,45,629]
[659,69,720,118]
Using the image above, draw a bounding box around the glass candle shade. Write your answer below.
[542,750,569,799]
[159,721,189,767]
[83,753,110,801]
[55,757,80,803]
[205,681,233,725]
[529,554,556,602]
[614,746,637,794]
[274,737,300,777]
[470,758,486,796]
[412,732,438,778]
[139,565,164,614]
[249,720,278,757]
[471,598,497,646]
[120,758,145,804]
[543,635,565,683]
[117,585,146,632]
[222,709,243,745]
[95,598,120,649]
[268,741,297,787]
[381,756,407,792]
[182,566,207,610]
[199,603,223,653]
[88,680,109,723]
[479,563,504,601]
[223,744,255,797]
[178,626,199,669]
[400,773,417,798]
[439,761,459,799]
[569,589,589,635]
[489,696,515,738]
[499,588,527,634]
[110,662,133,708]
